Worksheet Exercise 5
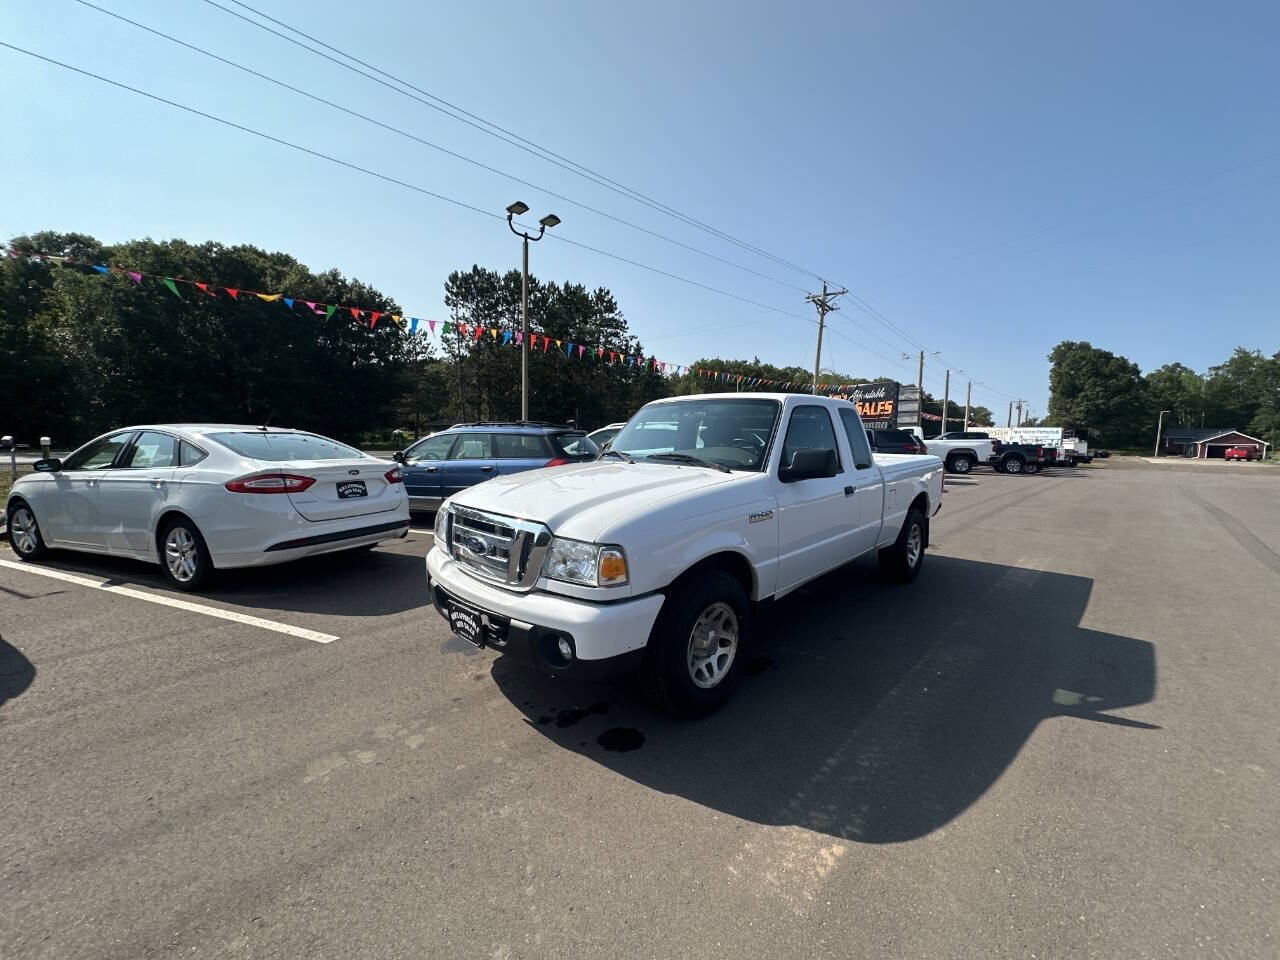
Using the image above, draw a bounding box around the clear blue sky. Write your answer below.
[3,0,1277,416]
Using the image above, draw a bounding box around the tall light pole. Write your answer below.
[506,201,560,421]
[941,369,950,434]
[1154,409,1171,458]
[964,380,972,430]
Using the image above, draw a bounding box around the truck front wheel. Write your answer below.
[644,570,750,717]
[946,454,974,474]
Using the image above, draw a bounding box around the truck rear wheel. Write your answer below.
[644,570,750,717]
[879,507,926,583]
[1002,455,1024,474]
[1023,462,1040,475]
[946,454,974,474]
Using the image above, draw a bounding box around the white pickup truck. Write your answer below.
[425,393,944,715]
[926,431,1000,474]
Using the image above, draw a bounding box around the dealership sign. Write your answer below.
[828,381,901,429]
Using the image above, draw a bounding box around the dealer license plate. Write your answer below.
[446,599,485,648]
[336,480,367,499]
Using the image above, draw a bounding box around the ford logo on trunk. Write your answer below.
[462,535,489,557]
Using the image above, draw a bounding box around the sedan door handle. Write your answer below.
[480,465,494,472]
[150,478,167,488]
[844,485,855,496]
[425,466,438,473]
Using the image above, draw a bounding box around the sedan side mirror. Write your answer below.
[33,458,62,473]
[779,448,837,483]
[392,450,407,464]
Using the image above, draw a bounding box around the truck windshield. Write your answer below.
[609,398,781,471]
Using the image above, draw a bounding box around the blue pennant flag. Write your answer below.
[409,317,420,335]
[283,297,294,311]
[93,264,109,275]
[566,341,573,356]
[502,330,511,345]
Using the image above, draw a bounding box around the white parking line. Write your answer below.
[0,559,339,644]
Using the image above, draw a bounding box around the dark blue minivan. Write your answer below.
[394,422,598,511]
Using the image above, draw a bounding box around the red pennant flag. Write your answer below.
[597,347,604,358]
[543,338,552,353]
[225,287,239,299]
[529,333,537,349]
[473,324,483,340]
[370,312,381,328]
[195,282,214,297]
[610,351,617,363]
[350,307,360,320]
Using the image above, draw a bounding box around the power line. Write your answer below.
[199,0,1026,400]
[70,0,807,295]
[3,42,898,356]
[200,0,822,282]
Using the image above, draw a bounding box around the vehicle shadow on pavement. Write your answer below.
[31,537,434,618]
[0,635,36,710]
[491,555,1158,844]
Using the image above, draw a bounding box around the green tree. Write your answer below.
[1047,341,1150,446]
[1144,362,1205,428]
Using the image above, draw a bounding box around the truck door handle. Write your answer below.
[844,485,855,496]
[480,466,493,472]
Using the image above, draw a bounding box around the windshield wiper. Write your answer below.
[644,453,731,473]
[600,449,635,463]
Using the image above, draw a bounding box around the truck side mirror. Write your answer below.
[779,448,838,482]
[392,450,407,464]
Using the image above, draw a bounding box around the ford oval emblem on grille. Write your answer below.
[348,469,359,475]
[462,534,489,557]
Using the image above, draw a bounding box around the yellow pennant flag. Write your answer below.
[490,328,498,339]
[256,293,282,302]
[556,339,563,348]
[391,314,404,328]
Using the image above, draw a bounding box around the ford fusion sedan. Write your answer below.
[5,425,410,590]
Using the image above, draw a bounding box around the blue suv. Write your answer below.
[394,422,599,511]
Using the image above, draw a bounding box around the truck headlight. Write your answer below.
[543,537,629,587]
[433,505,450,545]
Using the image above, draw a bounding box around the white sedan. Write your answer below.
[5,424,410,590]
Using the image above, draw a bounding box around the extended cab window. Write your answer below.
[838,408,874,469]
[780,406,840,471]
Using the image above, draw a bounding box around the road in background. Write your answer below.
[2,460,1277,958]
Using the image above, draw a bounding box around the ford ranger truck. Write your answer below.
[426,393,944,716]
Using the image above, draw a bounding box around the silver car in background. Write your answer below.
[5,425,410,590]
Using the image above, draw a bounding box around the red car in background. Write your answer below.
[1224,446,1260,461]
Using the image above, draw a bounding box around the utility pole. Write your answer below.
[806,281,847,394]
[964,381,972,430]
[917,350,924,390]
[1154,410,1171,458]
[1007,401,1013,428]
[941,370,951,434]
[1015,400,1023,427]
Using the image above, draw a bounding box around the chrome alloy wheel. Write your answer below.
[164,526,199,583]
[687,601,739,689]
[10,506,39,555]
[906,521,922,569]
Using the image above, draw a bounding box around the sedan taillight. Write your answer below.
[917,442,928,455]
[384,466,403,484]
[225,473,315,493]
[544,457,570,467]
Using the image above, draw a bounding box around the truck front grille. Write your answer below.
[445,506,550,591]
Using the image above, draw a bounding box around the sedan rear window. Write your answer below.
[208,431,363,461]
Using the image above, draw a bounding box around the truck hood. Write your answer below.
[446,461,742,542]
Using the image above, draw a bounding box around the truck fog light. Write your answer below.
[557,637,574,661]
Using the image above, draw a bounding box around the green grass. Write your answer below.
[0,466,32,503]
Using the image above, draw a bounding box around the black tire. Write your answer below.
[7,499,48,561]
[1002,455,1025,475]
[157,516,212,591]
[879,507,927,583]
[643,570,750,718]
[1023,462,1040,475]
[946,454,974,475]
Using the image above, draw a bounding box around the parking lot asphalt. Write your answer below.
[2,459,1278,959]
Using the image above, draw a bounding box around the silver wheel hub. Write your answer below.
[164,527,199,582]
[10,507,38,555]
[687,602,739,689]
[906,523,922,568]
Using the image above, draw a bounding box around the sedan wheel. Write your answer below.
[8,503,46,560]
[160,518,211,590]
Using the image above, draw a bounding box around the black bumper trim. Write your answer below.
[265,517,411,552]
